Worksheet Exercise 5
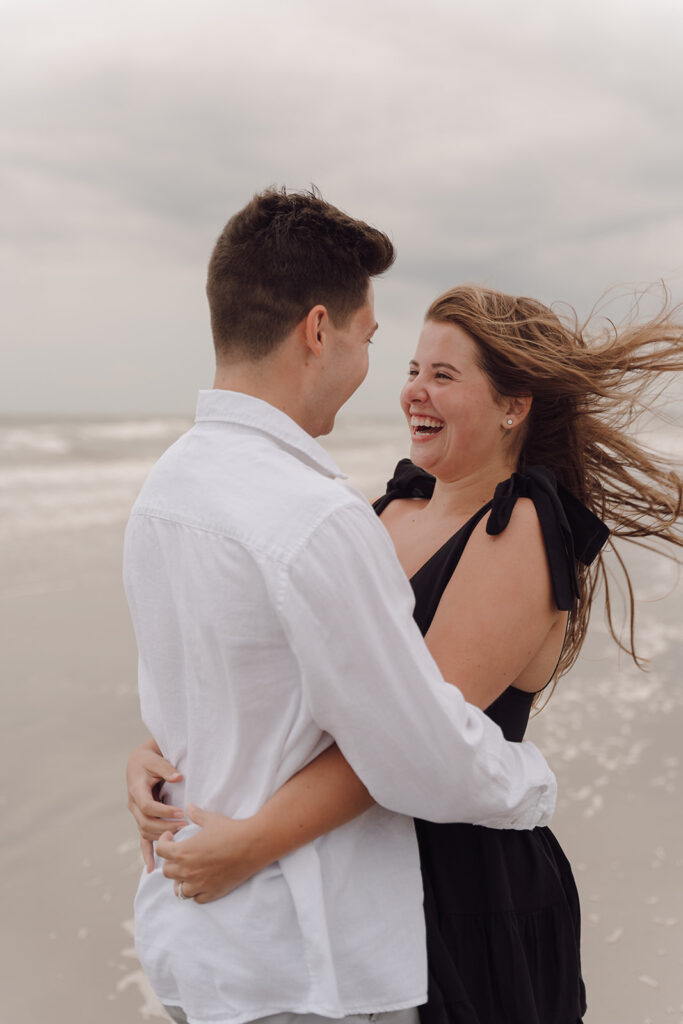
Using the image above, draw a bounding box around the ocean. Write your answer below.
[2,413,680,541]
[1,414,681,1024]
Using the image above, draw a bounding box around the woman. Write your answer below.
[127,285,683,1024]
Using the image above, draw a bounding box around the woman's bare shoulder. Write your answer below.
[376,496,430,523]
[425,495,560,704]
[440,495,552,610]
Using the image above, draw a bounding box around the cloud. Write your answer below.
[2,0,683,414]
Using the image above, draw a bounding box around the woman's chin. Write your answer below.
[409,440,440,472]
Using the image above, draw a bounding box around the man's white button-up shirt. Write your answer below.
[124,389,556,1024]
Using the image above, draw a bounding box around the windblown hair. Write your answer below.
[206,186,395,360]
[426,284,683,682]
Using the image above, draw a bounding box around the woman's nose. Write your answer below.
[404,375,427,402]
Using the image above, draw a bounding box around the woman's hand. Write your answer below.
[157,806,269,904]
[154,745,372,901]
[156,745,374,904]
[126,739,186,872]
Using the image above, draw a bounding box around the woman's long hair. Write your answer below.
[426,284,683,682]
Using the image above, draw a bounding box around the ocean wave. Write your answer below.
[0,418,190,465]
[0,457,156,540]
[76,419,191,442]
[0,416,680,539]
[0,426,72,456]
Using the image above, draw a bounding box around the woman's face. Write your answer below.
[400,319,511,480]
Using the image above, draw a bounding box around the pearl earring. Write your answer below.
[506,418,513,426]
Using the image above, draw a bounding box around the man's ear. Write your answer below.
[302,305,329,358]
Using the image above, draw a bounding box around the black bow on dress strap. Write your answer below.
[375,460,609,612]
[487,465,609,610]
[381,458,436,502]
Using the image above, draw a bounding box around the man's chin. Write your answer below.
[313,411,337,438]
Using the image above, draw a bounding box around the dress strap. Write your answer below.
[373,460,609,612]
[372,458,436,514]
[486,465,609,610]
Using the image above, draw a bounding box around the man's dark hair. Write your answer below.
[206,187,395,360]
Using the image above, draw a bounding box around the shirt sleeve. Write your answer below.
[278,498,556,829]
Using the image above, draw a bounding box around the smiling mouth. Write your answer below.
[410,415,444,436]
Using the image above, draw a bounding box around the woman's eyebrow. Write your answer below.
[408,360,460,372]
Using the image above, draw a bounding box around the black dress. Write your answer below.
[373,461,609,1024]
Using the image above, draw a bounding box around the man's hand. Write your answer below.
[126,739,186,872]
[157,806,269,904]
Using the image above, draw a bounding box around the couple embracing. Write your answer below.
[124,187,682,1024]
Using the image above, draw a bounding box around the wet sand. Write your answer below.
[1,432,681,1024]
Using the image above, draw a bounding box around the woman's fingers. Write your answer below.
[140,821,184,842]
[134,792,185,821]
[141,837,155,873]
[158,836,216,896]
[127,743,183,787]
[146,758,183,784]
[126,744,185,831]
[128,797,186,838]
[193,889,225,904]
[173,881,206,901]
[156,831,178,864]
[163,859,183,881]
[171,879,228,903]
[155,817,256,904]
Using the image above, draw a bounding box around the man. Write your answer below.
[123,188,555,1024]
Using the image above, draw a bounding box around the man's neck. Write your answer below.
[213,359,311,434]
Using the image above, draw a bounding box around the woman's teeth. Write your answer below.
[410,415,444,435]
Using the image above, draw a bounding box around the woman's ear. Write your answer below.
[503,394,532,428]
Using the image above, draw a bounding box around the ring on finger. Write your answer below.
[177,881,189,901]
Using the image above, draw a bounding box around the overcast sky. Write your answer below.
[3,0,683,419]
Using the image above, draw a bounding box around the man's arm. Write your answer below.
[157,499,557,901]
[279,499,556,828]
[133,496,554,895]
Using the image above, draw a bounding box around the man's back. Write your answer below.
[125,389,555,1024]
[128,402,350,816]
[124,390,427,1024]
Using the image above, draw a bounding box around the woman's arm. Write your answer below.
[146,498,559,899]
[127,739,371,876]
[424,498,562,707]
[156,745,373,902]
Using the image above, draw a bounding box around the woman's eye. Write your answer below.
[435,373,451,380]
[407,369,418,377]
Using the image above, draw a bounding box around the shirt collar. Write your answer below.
[195,389,347,480]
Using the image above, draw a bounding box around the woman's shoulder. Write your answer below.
[488,467,607,548]
[472,494,546,561]
[484,465,609,610]
[487,492,539,534]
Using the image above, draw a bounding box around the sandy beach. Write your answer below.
[1,417,681,1024]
